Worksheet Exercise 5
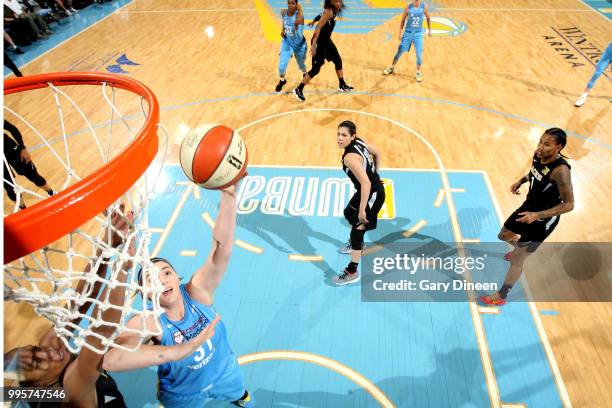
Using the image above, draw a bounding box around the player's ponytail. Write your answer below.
[338,120,357,136]
[324,0,346,16]
[545,127,570,159]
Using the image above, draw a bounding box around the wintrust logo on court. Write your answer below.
[236,175,396,219]
[543,27,609,69]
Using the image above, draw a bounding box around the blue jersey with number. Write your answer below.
[157,285,233,401]
[283,9,304,48]
[405,2,425,33]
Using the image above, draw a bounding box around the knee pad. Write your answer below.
[350,228,366,250]
[308,64,321,78]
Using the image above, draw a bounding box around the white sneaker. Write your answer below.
[416,71,423,82]
[574,93,588,107]
[333,269,361,285]
[383,66,394,75]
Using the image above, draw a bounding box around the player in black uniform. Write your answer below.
[334,120,385,285]
[480,128,574,306]
[4,119,53,209]
[293,0,354,102]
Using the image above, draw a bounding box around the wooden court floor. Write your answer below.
[3,0,611,406]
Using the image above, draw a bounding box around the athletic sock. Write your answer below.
[347,261,358,273]
[297,83,305,91]
[499,284,512,299]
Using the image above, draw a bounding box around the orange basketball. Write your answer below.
[179,124,248,189]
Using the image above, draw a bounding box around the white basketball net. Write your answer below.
[3,80,168,354]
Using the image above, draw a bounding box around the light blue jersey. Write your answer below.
[157,285,245,406]
[283,10,305,49]
[405,1,425,33]
[278,9,307,76]
[395,1,426,66]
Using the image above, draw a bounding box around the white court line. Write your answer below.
[479,307,501,315]
[433,189,445,207]
[577,0,612,23]
[118,9,255,14]
[235,240,263,254]
[180,250,197,256]
[402,220,428,238]
[165,162,489,173]
[436,8,593,12]
[238,351,394,407]
[152,184,193,257]
[236,108,502,407]
[288,254,324,262]
[481,171,572,408]
[201,212,215,228]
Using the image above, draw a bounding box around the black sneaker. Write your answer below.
[293,87,305,102]
[338,83,354,92]
[275,79,287,93]
[13,47,24,54]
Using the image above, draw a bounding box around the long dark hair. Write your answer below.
[338,120,356,136]
[324,0,346,16]
[545,127,569,158]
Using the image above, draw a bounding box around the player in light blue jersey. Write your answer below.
[103,184,255,408]
[575,41,612,107]
[275,0,308,92]
[383,0,431,82]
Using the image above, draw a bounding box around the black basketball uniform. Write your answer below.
[504,153,571,251]
[342,138,385,231]
[309,11,343,75]
[29,353,127,407]
[3,120,48,202]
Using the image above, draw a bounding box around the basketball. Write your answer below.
[179,124,248,189]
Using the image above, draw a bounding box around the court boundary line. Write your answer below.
[7,1,135,73]
[238,351,394,407]
[481,171,572,408]
[23,93,610,152]
[576,0,612,23]
[158,93,611,150]
[117,9,256,14]
[234,108,502,407]
[436,8,593,12]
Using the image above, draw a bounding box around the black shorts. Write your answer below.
[313,40,341,67]
[503,204,560,252]
[344,182,385,231]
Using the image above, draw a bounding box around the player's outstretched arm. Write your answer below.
[187,185,238,305]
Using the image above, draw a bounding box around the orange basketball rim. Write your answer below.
[3,72,159,263]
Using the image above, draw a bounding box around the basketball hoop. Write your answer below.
[3,72,166,354]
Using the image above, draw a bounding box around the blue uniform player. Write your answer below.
[383,0,431,82]
[103,185,255,407]
[275,0,307,92]
[575,41,612,107]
